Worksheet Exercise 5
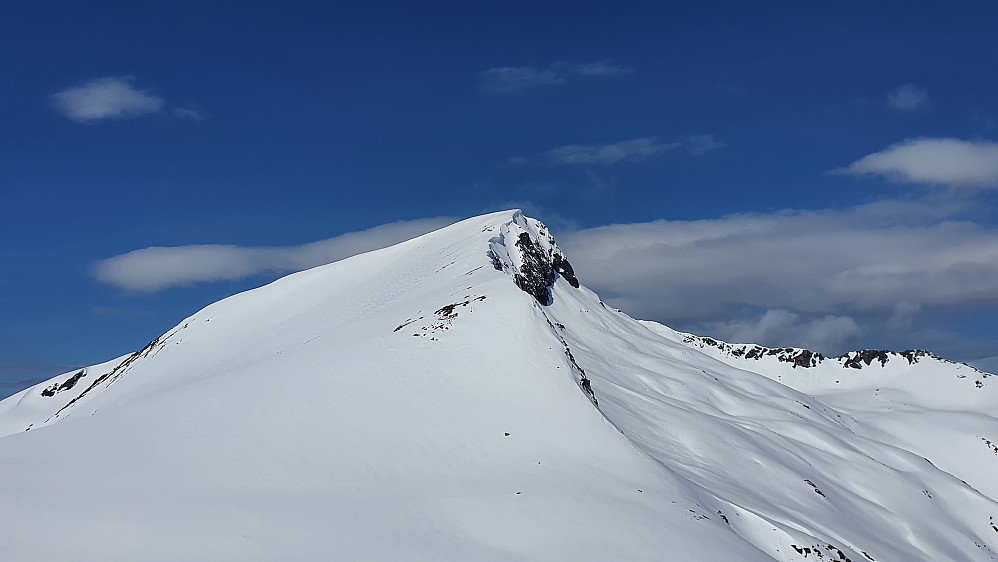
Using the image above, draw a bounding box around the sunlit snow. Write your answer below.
[1,211,995,560]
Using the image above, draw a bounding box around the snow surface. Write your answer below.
[1,210,996,560]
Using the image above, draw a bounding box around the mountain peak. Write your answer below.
[486,211,580,305]
[1,211,996,560]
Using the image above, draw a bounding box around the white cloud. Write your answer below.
[708,310,862,353]
[843,137,998,188]
[546,138,680,165]
[51,76,164,123]
[478,60,631,94]
[558,198,998,354]
[92,218,455,292]
[887,83,929,110]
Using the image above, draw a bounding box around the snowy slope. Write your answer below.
[658,326,998,505]
[1,210,996,561]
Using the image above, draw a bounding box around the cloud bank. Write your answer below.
[479,60,631,94]
[93,196,998,359]
[558,198,998,354]
[51,77,164,123]
[706,310,863,354]
[93,218,455,292]
[887,84,929,110]
[843,137,998,188]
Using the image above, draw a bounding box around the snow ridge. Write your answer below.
[679,331,994,376]
[1,210,996,561]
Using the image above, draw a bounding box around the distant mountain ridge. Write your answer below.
[679,331,993,377]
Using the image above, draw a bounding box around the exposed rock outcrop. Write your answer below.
[488,211,580,306]
[682,333,992,376]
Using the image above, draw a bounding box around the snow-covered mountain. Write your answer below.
[1,210,996,561]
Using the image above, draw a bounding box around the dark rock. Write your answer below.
[552,253,580,288]
[900,349,928,364]
[59,370,86,391]
[513,232,557,305]
[580,376,597,406]
[487,249,503,271]
[499,230,582,306]
[793,349,820,368]
[843,350,890,369]
[40,370,86,397]
[52,337,162,418]
[804,479,826,497]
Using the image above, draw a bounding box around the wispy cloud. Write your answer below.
[173,107,206,120]
[478,66,565,94]
[545,135,723,165]
[478,60,632,94]
[51,76,205,124]
[92,218,455,292]
[842,137,998,188]
[92,306,155,318]
[51,76,164,123]
[887,83,929,110]
[546,138,680,165]
[562,60,632,77]
[684,134,725,155]
[559,197,998,355]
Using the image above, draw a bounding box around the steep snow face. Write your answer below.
[543,288,998,561]
[648,324,998,505]
[1,210,996,561]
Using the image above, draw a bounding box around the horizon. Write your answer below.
[3,2,998,397]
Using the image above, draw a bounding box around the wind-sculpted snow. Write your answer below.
[1,210,996,560]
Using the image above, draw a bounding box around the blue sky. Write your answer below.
[3,2,998,396]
